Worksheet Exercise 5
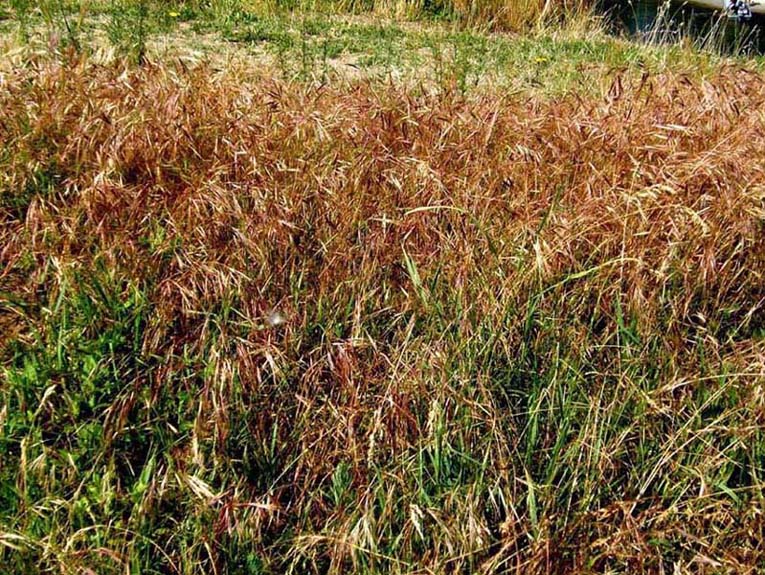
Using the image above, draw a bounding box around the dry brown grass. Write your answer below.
[1,56,765,573]
[443,0,593,31]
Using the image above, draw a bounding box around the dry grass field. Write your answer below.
[2,2,765,574]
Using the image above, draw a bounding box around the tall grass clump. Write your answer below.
[202,0,594,31]
[1,58,765,573]
[7,0,88,49]
[106,0,152,63]
[441,0,592,31]
[369,0,594,30]
[629,0,764,56]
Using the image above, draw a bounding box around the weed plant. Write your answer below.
[106,0,152,63]
[8,0,33,41]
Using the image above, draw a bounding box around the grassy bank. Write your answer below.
[3,2,765,574]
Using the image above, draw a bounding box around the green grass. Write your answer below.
[0,1,747,94]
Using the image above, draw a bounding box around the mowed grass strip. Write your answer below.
[1,60,765,573]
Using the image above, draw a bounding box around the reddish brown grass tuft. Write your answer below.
[2,58,765,573]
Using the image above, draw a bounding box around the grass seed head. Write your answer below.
[1,56,765,573]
